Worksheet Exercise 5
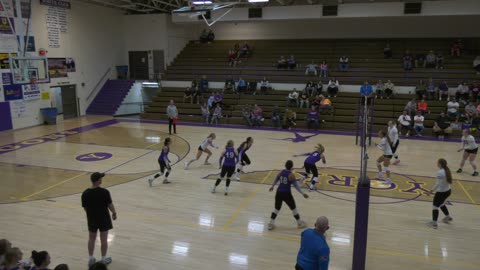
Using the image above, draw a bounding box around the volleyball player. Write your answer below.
[303,144,326,191]
[211,140,238,195]
[427,158,453,229]
[268,160,308,231]
[456,129,479,176]
[148,137,172,186]
[375,130,393,184]
[185,133,219,169]
[388,120,401,165]
[234,137,254,181]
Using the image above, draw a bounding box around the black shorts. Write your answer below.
[433,189,451,207]
[158,160,171,173]
[465,148,478,154]
[88,218,113,233]
[220,165,235,178]
[383,155,393,159]
[240,153,251,166]
[198,146,204,151]
[304,162,318,178]
[275,192,296,211]
[391,140,400,154]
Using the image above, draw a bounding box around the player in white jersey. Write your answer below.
[185,133,219,169]
[388,121,400,165]
[456,129,479,176]
[375,130,393,184]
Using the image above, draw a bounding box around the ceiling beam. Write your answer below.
[75,0,143,12]
[151,0,180,8]
[118,0,169,12]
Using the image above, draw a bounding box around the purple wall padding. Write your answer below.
[0,102,13,131]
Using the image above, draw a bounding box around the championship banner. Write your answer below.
[40,0,71,9]
[1,72,12,85]
[3,84,23,100]
[0,53,16,69]
[0,16,14,34]
[22,84,40,100]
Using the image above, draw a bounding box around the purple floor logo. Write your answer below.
[76,152,113,162]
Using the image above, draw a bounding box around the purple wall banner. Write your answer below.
[40,0,71,9]
[0,16,14,34]
[3,84,23,100]
[0,102,13,131]
[76,152,113,162]
[2,73,12,85]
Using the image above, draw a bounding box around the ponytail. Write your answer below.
[438,158,452,184]
[31,250,49,267]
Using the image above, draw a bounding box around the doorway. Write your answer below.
[50,84,78,119]
[128,51,149,80]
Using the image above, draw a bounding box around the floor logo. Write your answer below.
[76,152,113,162]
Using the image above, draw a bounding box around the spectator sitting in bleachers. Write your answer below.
[451,39,463,57]
[199,75,209,93]
[415,79,426,100]
[207,30,215,42]
[191,78,198,91]
[0,239,12,263]
[224,76,235,93]
[403,51,414,71]
[425,50,436,68]
[228,49,238,67]
[327,78,339,98]
[200,29,208,43]
[434,111,452,139]
[397,110,412,137]
[237,78,247,94]
[288,55,297,69]
[284,108,297,130]
[417,99,429,115]
[305,61,318,76]
[183,87,193,104]
[456,82,469,103]
[201,103,210,124]
[384,80,395,99]
[319,95,334,115]
[210,103,222,125]
[465,101,476,123]
[287,89,299,107]
[299,91,310,109]
[239,41,250,57]
[213,91,223,108]
[315,80,324,96]
[311,95,321,108]
[306,105,320,130]
[384,43,392,59]
[360,81,373,104]
[446,98,460,121]
[31,250,51,270]
[414,52,426,68]
[438,80,449,101]
[271,105,281,129]
[404,98,417,119]
[277,56,287,69]
[320,61,328,78]
[242,104,252,127]
[426,78,436,100]
[413,111,425,136]
[436,53,444,69]
[375,80,385,99]
[339,55,349,72]
[473,56,480,75]
[305,81,315,96]
[207,93,215,109]
[252,104,263,127]
[470,81,479,101]
[257,77,270,95]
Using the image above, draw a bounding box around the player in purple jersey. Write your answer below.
[304,144,326,191]
[212,140,238,195]
[148,137,172,186]
[268,160,309,231]
[234,137,254,181]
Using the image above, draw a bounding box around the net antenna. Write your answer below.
[173,1,240,27]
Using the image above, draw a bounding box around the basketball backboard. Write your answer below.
[172,2,239,26]
[9,56,50,85]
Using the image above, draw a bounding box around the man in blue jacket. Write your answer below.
[296,216,330,270]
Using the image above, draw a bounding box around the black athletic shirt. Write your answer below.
[81,187,112,223]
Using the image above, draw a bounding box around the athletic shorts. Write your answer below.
[220,165,235,178]
[433,189,451,207]
[88,218,113,233]
[304,162,318,178]
[391,140,400,154]
[383,155,393,159]
[240,153,251,166]
[158,160,171,173]
[466,148,478,154]
[275,192,296,211]
[198,146,204,151]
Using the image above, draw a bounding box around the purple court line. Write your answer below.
[116,118,462,143]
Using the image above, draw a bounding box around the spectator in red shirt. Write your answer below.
[228,49,238,67]
[417,99,428,115]
[451,39,463,57]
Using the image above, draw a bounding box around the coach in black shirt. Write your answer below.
[82,172,117,267]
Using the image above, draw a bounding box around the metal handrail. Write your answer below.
[87,67,112,101]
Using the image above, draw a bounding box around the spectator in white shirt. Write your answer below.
[277,56,287,69]
[385,80,395,99]
[425,50,436,68]
[375,80,385,99]
[305,61,318,76]
[258,77,270,95]
[465,101,477,123]
[413,111,425,136]
[327,78,339,98]
[447,98,460,121]
[455,82,469,103]
[397,110,412,137]
[339,56,349,72]
[287,89,299,107]
[288,55,297,70]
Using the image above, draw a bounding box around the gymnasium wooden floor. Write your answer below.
[1,116,479,270]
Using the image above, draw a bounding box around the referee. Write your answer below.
[82,172,117,267]
[295,216,330,270]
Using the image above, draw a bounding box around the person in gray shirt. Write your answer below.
[167,100,178,135]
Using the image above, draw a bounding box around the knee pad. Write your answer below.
[273,209,280,214]
[384,166,390,172]
[292,209,299,216]
[432,205,439,210]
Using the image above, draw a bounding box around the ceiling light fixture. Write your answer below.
[248,0,269,3]
[192,1,212,4]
